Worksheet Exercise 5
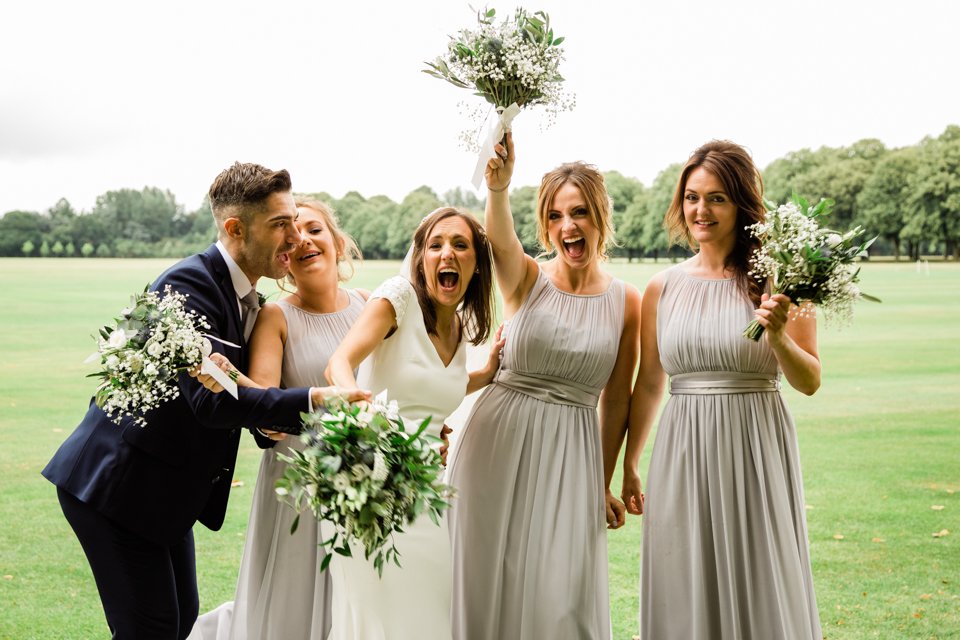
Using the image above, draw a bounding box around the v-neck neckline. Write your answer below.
[427,317,464,369]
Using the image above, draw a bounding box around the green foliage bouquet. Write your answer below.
[424,7,572,115]
[275,393,453,576]
[743,195,880,341]
[87,285,211,426]
[424,7,574,186]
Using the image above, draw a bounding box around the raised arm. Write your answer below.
[621,273,668,516]
[325,298,397,389]
[754,293,821,395]
[485,132,539,314]
[598,283,642,529]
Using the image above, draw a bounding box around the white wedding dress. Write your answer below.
[325,275,467,640]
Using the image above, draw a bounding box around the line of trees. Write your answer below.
[3,125,957,261]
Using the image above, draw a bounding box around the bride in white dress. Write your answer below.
[324,207,502,640]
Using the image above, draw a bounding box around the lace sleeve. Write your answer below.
[369,276,414,326]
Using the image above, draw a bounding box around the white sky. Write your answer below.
[1,0,957,214]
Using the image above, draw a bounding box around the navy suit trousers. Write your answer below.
[58,488,199,639]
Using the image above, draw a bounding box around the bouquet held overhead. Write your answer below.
[424,6,575,187]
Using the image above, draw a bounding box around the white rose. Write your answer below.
[108,329,127,349]
[333,472,351,492]
[147,342,163,357]
[825,233,843,249]
[144,363,158,376]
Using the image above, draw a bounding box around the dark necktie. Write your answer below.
[240,290,260,341]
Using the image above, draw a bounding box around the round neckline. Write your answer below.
[676,267,735,282]
[280,289,356,317]
[542,271,614,298]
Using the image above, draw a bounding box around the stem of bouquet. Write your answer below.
[744,266,784,342]
[743,279,787,342]
[742,317,766,342]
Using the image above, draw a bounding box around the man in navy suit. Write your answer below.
[43,162,367,639]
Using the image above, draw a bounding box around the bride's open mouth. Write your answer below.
[438,268,460,292]
[562,236,586,259]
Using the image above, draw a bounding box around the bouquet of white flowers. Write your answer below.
[424,7,574,186]
[276,393,453,577]
[743,195,880,341]
[87,285,212,426]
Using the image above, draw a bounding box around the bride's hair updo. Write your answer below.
[664,140,767,307]
[409,207,494,346]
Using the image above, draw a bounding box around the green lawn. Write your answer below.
[1,258,957,639]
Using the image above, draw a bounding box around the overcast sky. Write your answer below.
[1,0,957,214]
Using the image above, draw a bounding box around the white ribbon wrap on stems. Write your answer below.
[471,102,521,189]
[199,336,239,398]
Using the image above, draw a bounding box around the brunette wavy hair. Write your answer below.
[409,208,494,346]
[664,140,767,306]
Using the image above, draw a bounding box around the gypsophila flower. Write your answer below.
[86,284,211,426]
[275,394,453,577]
[424,7,574,150]
[743,195,880,341]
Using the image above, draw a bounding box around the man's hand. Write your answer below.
[310,386,372,408]
[257,428,288,442]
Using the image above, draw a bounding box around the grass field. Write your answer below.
[1,257,958,639]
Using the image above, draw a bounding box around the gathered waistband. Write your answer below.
[493,369,600,409]
[669,372,781,395]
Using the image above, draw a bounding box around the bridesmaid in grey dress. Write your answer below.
[189,199,366,640]
[622,141,822,639]
[446,133,641,639]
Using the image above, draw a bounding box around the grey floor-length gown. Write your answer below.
[188,291,365,640]
[640,267,821,639]
[447,268,624,640]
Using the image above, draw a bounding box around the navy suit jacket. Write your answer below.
[43,245,310,545]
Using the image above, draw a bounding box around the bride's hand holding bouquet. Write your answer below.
[276,394,453,577]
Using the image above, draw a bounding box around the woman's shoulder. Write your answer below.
[350,287,372,302]
[640,266,679,305]
[373,275,413,292]
[259,300,290,320]
[369,276,416,324]
[249,300,289,341]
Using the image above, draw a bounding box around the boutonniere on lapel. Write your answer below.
[257,292,267,308]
